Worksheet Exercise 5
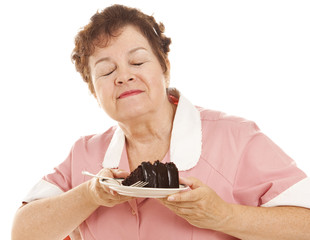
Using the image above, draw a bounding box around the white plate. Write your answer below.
[100,179,189,198]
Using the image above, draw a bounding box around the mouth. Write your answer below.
[118,89,144,99]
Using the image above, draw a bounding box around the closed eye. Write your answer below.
[103,69,115,76]
[132,62,144,66]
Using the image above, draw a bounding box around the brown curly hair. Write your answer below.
[71,4,172,97]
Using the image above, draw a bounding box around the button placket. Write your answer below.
[128,199,139,217]
[131,209,137,215]
[127,199,141,239]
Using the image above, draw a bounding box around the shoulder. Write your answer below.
[71,126,117,153]
[196,106,262,180]
[67,126,118,177]
[196,106,260,136]
[191,106,265,188]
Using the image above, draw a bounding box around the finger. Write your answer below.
[179,177,193,186]
[161,200,196,209]
[180,177,205,190]
[108,190,134,204]
[167,186,206,202]
[97,168,114,178]
[160,201,195,219]
[110,168,130,178]
[104,194,133,207]
[109,189,117,196]
[98,182,131,202]
[94,177,111,194]
[93,170,115,194]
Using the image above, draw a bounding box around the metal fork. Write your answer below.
[82,171,148,187]
[130,181,149,187]
[82,171,121,185]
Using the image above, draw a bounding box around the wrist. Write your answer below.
[80,180,101,208]
[214,202,238,233]
[217,203,250,238]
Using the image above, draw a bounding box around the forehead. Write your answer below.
[91,25,152,59]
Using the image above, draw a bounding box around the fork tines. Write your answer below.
[130,181,149,187]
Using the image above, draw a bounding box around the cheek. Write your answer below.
[93,82,113,106]
[142,69,167,89]
[97,94,117,118]
[153,76,168,92]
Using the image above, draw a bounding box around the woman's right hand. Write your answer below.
[85,168,132,207]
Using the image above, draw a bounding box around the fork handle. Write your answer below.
[82,171,103,179]
[82,171,123,183]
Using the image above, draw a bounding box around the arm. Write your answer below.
[160,177,310,240]
[12,181,97,240]
[12,169,131,240]
[224,204,310,240]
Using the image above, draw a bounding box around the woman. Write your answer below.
[12,4,310,240]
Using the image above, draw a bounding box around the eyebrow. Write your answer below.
[94,57,111,67]
[94,47,148,67]
[128,47,148,54]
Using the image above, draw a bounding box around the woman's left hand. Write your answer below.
[158,177,233,230]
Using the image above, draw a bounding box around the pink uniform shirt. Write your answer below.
[24,95,310,240]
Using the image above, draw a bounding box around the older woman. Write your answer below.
[12,4,310,240]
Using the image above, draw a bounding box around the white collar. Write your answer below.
[102,95,202,171]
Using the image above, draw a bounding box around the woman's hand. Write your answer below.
[85,168,132,208]
[159,177,233,230]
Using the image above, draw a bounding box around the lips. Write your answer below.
[118,89,144,99]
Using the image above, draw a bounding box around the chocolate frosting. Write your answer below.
[141,162,158,188]
[154,160,169,188]
[166,162,179,188]
[123,161,179,188]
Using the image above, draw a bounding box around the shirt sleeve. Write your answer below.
[233,132,309,208]
[23,143,74,203]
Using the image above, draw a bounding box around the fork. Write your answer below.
[82,171,148,187]
[130,181,149,187]
[82,171,121,185]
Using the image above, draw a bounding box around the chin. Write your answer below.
[114,105,153,123]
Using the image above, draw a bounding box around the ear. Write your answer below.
[164,59,171,88]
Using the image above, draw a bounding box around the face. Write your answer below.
[89,25,170,122]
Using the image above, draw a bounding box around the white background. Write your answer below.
[1,0,309,238]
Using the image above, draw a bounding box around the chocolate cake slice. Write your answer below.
[122,160,179,188]
[121,165,144,186]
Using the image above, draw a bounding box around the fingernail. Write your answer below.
[167,196,175,201]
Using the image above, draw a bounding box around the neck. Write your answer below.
[118,98,176,147]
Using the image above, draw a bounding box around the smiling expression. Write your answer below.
[89,25,170,123]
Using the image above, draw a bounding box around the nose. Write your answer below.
[115,77,134,85]
[115,67,135,85]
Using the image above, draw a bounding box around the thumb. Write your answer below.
[180,176,204,190]
[111,168,130,178]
